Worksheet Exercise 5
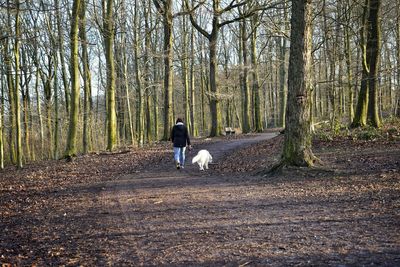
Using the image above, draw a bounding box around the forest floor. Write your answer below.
[1,126,400,266]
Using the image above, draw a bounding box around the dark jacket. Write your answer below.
[171,123,191,147]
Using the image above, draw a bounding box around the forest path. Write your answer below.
[97,132,280,265]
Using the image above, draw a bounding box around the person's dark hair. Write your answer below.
[176,118,183,123]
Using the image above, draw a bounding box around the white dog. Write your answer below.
[192,150,213,171]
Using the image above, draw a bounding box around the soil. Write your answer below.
[1,130,399,266]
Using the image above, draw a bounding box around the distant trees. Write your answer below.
[0,0,398,168]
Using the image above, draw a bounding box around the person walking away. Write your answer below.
[170,118,191,169]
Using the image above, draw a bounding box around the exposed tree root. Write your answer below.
[259,154,330,177]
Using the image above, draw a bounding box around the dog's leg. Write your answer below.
[198,163,204,171]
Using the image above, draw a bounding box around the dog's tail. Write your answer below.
[192,154,200,164]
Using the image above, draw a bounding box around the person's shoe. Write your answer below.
[180,165,184,169]
[176,162,180,169]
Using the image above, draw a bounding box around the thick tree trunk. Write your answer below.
[366,0,381,127]
[352,0,381,128]
[280,0,316,167]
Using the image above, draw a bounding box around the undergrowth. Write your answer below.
[314,117,400,141]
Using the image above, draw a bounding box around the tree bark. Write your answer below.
[14,0,23,168]
[80,0,92,154]
[366,0,381,127]
[64,0,81,158]
[280,0,316,168]
[251,14,263,132]
[104,0,117,150]
[240,20,251,134]
[153,0,174,141]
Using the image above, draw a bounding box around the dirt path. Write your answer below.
[1,132,399,266]
[98,133,280,265]
[94,133,399,266]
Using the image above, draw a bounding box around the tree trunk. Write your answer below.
[80,0,92,154]
[250,14,263,132]
[65,0,81,158]
[366,0,381,127]
[121,0,135,146]
[14,0,23,168]
[55,0,70,114]
[144,1,153,143]
[0,76,4,169]
[134,0,144,145]
[240,20,251,134]
[189,28,198,136]
[104,0,117,150]
[34,68,44,158]
[278,3,289,128]
[280,0,316,167]
[344,0,354,122]
[352,0,381,128]
[396,2,400,117]
[153,0,174,140]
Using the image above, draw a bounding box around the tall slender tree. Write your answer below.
[104,0,117,150]
[14,0,23,168]
[64,0,81,159]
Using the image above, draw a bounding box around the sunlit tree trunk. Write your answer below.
[5,2,16,164]
[251,14,263,132]
[65,0,81,158]
[134,0,144,145]
[144,1,153,143]
[20,47,32,161]
[180,11,191,132]
[189,28,198,136]
[240,20,251,134]
[366,0,381,127]
[344,0,354,122]
[14,0,23,168]
[352,0,381,128]
[55,0,70,114]
[279,0,316,168]
[80,0,92,154]
[104,0,117,150]
[34,68,44,159]
[120,0,135,146]
[153,0,174,140]
[277,3,289,128]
